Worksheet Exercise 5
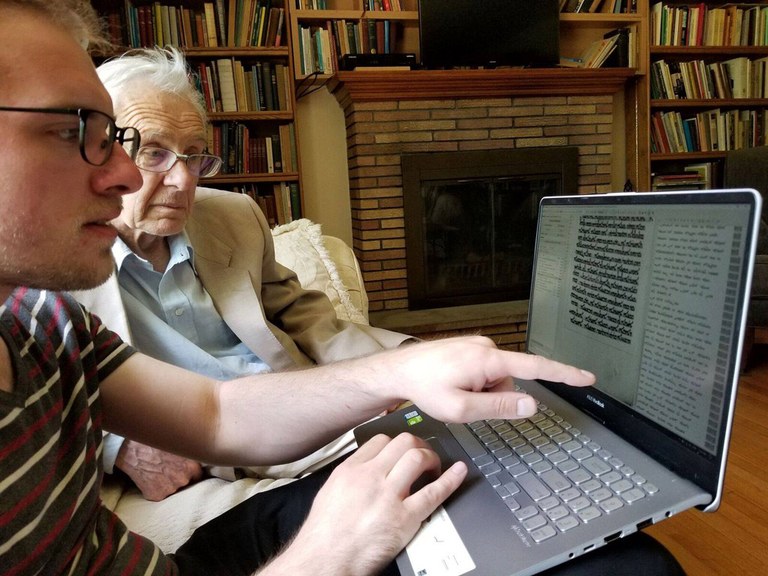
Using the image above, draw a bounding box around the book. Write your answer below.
[559,56,583,68]
[278,123,293,172]
[586,35,620,68]
[270,65,280,111]
[602,27,630,68]
[197,63,214,111]
[216,58,238,112]
[564,34,620,68]
[588,0,605,13]
[274,8,285,47]
[254,62,266,109]
[215,0,227,45]
[209,59,223,112]
[275,63,287,111]
[233,59,248,110]
[265,7,282,47]
[271,134,282,173]
[289,183,301,221]
[227,0,237,47]
[684,162,715,188]
[261,61,274,109]
[273,182,287,224]
[651,172,708,190]
[265,135,274,172]
[723,57,751,98]
[181,8,194,47]
[238,0,255,47]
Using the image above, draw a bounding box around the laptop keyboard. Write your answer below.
[447,403,658,544]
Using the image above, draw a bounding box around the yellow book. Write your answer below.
[227,0,237,47]
[233,60,248,111]
[216,58,237,112]
[204,3,218,47]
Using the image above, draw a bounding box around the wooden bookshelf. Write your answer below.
[647,0,768,192]
[90,0,304,226]
[289,0,419,81]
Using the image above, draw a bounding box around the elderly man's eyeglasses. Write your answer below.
[0,106,140,166]
[135,146,223,178]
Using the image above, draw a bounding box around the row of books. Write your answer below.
[207,122,298,174]
[295,0,403,9]
[650,108,768,154]
[651,57,768,101]
[560,27,635,69]
[103,1,285,49]
[560,0,636,13]
[297,20,399,75]
[195,59,291,113]
[651,2,768,47]
[651,162,715,191]
[233,183,301,225]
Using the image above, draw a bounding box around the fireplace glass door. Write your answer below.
[423,176,556,305]
[402,147,579,309]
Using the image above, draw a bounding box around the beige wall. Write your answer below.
[295,88,353,245]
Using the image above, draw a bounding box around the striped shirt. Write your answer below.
[0,288,177,575]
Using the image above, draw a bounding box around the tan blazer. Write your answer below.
[74,187,409,370]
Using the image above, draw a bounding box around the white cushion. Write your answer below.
[272,219,366,323]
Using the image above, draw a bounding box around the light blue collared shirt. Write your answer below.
[103,234,270,473]
[113,233,271,380]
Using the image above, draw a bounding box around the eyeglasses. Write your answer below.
[135,146,223,178]
[0,106,140,166]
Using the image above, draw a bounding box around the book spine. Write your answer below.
[204,3,219,47]
[289,183,301,220]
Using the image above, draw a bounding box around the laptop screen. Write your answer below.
[526,190,760,492]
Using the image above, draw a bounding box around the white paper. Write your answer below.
[405,505,476,576]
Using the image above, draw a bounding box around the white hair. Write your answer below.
[97,46,208,124]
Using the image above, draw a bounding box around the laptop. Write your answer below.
[355,189,762,576]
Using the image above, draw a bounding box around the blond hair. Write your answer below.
[0,0,109,52]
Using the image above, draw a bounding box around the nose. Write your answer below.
[163,156,199,189]
[93,141,143,196]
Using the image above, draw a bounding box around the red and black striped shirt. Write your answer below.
[0,288,178,575]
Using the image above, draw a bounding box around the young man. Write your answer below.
[0,2,683,575]
[73,46,411,501]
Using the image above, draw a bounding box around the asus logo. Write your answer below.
[587,394,605,409]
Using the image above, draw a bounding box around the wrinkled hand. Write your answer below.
[115,440,204,501]
[387,336,596,424]
[261,433,466,576]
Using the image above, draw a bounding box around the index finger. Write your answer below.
[500,352,595,388]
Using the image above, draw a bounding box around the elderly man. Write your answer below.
[0,2,685,575]
[73,46,411,500]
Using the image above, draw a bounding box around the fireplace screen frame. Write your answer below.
[402,147,579,310]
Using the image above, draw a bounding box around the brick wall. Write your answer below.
[341,94,616,313]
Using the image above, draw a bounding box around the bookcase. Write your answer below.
[91,0,303,226]
[647,0,768,191]
[290,1,644,80]
[288,0,419,83]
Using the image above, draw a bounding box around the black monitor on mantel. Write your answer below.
[418,0,560,70]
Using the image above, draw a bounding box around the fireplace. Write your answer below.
[402,147,579,309]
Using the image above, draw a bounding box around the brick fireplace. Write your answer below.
[329,69,632,348]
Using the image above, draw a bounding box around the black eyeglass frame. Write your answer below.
[134,146,223,178]
[0,106,140,166]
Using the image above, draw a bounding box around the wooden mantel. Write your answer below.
[328,68,636,104]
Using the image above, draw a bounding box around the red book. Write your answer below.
[197,64,213,112]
